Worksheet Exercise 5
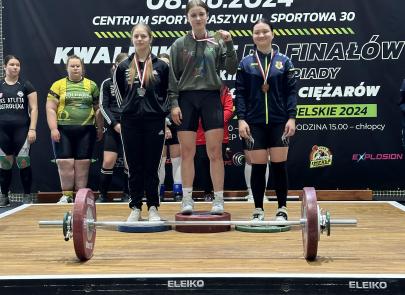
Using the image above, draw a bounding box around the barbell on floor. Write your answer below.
[38,187,357,262]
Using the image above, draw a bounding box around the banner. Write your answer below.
[4,0,405,191]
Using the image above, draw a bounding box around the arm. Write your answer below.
[217,30,238,75]
[27,91,38,144]
[235,62,251,139]
[283,59,298,137]
[168,40,183,125]
[91,82,103,141]
[99,78,118,127]
[46,99,60,142]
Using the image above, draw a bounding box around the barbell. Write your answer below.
[38,187,357,262]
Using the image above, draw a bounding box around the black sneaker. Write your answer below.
[96,195,109,203]
[0,195,10,207]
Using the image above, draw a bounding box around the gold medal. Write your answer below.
[261,83,269,93]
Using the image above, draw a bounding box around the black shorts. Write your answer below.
[103,126,122,153]
[0,123,29,156]
[166,123,179,145]
[53,125,96,159]
[177,90,224,132]
[242,123,288,150]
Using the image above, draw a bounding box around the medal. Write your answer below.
[261,83,269,93]
[137,87,146,97]
[192,30,218,45]
[134,53,150,97]
[255,49,274,94]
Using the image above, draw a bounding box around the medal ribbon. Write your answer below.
[255,49,273,85]
[134,53,150,90]
[192,30,218,45]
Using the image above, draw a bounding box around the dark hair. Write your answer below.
[185,0,209,15]
[4,55,21,66]
[252,18,274,32]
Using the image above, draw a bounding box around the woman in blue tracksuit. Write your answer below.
[114,23,169,222]
[235,18,297,222]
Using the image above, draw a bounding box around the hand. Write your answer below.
[113,123,121,134]
[283,118,296,138]
[171,107,182,126]
[216,29,232,42]
[96,128,104,142]
[165,127,172,139]
[238,120,251,139]
[51,128,60,142]
[27,130,37,144]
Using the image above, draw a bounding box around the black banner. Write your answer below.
[4,0,405,191]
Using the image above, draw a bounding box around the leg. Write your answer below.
[243,150,253,200]
[269,147,289,209]
[177,131,196,214]
[99,151,118,202]
[169,144,182,200]
[0,154,13,207]
[143,118,165,210]
[74,159,91,190]
[121,117,145,210]
[158,146,167,200]
[56,159,75,202]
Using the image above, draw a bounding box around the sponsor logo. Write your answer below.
[275,61,283,69]
[310,145,333,168]
[349,281,387,289]
[232,152,245,166]
[352,153,403,162]
[17,91,24,97]
[167,280,205,289]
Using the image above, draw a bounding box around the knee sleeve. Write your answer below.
[0,156,13,170]
[16,156,31,169]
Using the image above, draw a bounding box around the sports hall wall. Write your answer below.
[3,0,405,192]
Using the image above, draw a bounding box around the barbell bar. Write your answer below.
[38,187,357,262]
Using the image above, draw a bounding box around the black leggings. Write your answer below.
[121,117,165,210]
[53,125,96,159]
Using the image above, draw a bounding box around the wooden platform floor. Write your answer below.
[1,201,405,276]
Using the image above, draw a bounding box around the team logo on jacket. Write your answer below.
[17,91,24,97]
[275,61,283,70]
[309,145,333,168]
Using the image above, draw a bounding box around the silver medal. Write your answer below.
[137,87,146,97]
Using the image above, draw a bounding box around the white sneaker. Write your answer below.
[251,208,265,222]
[210,198,224,215]
[57,195,73,204]
[244,194,254,202]
[181,196,194,215]
[245,194,268,203]
[275,206,288,221]
[148,206,161,221]
[127,208,141,222]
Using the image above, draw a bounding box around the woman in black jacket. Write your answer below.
[114,23,169,222]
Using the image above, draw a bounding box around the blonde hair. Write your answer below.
[66,55,85,75]
[129,23,154,87]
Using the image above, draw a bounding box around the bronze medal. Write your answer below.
[261,83,269,93]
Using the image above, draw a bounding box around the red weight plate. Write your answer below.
[175,211,231,233]
[301,187,319,261]
[72,188,97,261]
